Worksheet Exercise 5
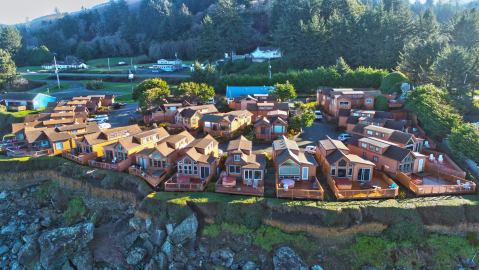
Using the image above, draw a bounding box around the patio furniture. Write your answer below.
[281,179,295,189]
[222,176,236,188]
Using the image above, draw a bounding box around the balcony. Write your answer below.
[215,172,264,196]
[6,147,52,158]
[327,171,399,200]
[395,171,476,196]
[164,174,213,192]
[62,151,97,165]
[128,166,168,188]
[88,158,132,172]
[276,176,325,200]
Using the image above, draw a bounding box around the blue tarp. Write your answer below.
[226,86,274,99]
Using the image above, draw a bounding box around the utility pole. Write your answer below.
[53,55,61,89]
[128,70,134,94]
[108,58,111,71]
[268,59,272,80]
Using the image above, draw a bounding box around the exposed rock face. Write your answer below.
[126,247,147,265]
[210,248,235,268]
[273,246,308,270]
[38,222,94,270]
[169,214,198,245]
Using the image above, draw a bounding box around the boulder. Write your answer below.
[18,234,40,269]
[311,265,324,270]
[126,247,147,265]
[72,250,93,270]
[129,217,144,231]
[123,231,139,249]
[243,261,259,270]
[0,245,9,255]
[210,248,235,268]
[151,229,166,247]
[273,246,308,270]
[38,223,94,270]
[169,214,198,245]
[155,252,168,269]
[1,222,18,235]
[169,262,186,270]
[145,259,158,270]
[161,238,174,262]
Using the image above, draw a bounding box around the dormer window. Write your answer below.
[234,154,241,162]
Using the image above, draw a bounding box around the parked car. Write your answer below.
[95,115,109,122]
[305,145,317,154]
[337,133,351,142]
[314,110,323,120]
[98,123,112,129]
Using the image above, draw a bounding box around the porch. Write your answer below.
[62,151,97,165]
[88,158,132,172]
[215,172,264,196]
[395,171,476,196]
[164,173,214,192]
[128,166,168,188]
[327,171,399,200]
[6,147,52,158]
[276,176,325,200]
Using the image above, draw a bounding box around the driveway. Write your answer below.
[108,103,139,128]
[219,120,340,154]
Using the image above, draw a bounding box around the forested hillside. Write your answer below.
[11,0,479,70]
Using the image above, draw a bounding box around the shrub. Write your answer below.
[449,123,479,163]
[351,236,395,269]
[380,71,409,94]
[63,197,87,225]
[253,225,313,252]
[35,180,60,202]
[426,234,476,269]
[85,80,104,90]
[374,95,389,111]
[383,221,425,244]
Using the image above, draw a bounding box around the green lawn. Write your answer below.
[1,109,42,118]
[0,156,31,162]
[21,74,51,80]
[30,83,71,94]
[17,66,45,73]
[115,93,135,103]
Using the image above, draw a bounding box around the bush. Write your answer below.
[35,180,60,202]
[85,80,104,90]
[383,221,425,244]
[374,95,389,111]
[380,71,409,94]
[351,236,395,269]
[63,197,87,225]
[426,234,476,269]
[449,123,479,162]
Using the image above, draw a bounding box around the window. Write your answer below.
[254,170,262,180]
[348,166,353,176]
[339,101,350,106]
[273,125,284,133]
[375,147,379,152]
[245,170,263,180]
[302,167,309,180]
[373,156,378,162]
[331,166,336,176]
[40,140,49,147]
[357,168,371,181]
[229,165,241,174]
[234,154,241,162]
[365,98,373,104]
[279,160,300,176]
[367,130,373,135]
[361,143,367,149]
[55,142,63,150]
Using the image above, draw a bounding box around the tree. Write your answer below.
[177,82,215,103]
[271,81,297,101]
[0,26,22,55]
[191,62,218,85]
[0,49,16,82]
[335,57,352,77]
[449,123,479,162]
[290,109,315,131]
[133,78,170,111]
[406,84,462,140]
[380,71,409,94]
[374,96,389,111]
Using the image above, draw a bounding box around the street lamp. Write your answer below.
[53,53,61,89]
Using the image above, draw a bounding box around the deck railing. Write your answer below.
[327,172,399,200]
[88,159,132,172]
[276,176,324,200]
[164,173,214,192]
[215,175,264,196]
[396,171,476,195]
[62,151,97,165]
[128,166,167,187]
[6,148,52,157]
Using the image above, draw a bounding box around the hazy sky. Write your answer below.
[0,0,107,25]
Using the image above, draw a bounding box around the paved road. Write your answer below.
[21,72,191,79]
[108,103,139,128]
[219,120,340,154]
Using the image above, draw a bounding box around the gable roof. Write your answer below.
[318,137,349,152]
[382,145,412,161]
[227,136,252,152]
[273,136,299,152]
[226,86,274,99]
[389,130,414,144]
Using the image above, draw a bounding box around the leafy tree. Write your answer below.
[177,82,215,103]
[406,84,462,140]
[450,9,479,49]
[335,57,352,77]
[380,71,409,94]
[0,49,16,82]
[133,78,170,111]
[0,26,22,55]
[191,62,217,85]
[449,123,479,162]
[374,96,389,111]
[271,81,297,101]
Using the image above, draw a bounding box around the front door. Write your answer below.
[417,159,424,173]
[200,166,210,179]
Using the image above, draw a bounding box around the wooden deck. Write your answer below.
[327,171,399,200]
[62,151,97,165]
[215,174,264,196]
[276,176,325,200]
[164,174,214,192]
[395,171,476,196]
[88,159,132,172]
[128,166,168,188]
[6,148,52,157]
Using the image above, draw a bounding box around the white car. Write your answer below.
[305,145,317,154]
[95,115,109,122]
[314,110,323,120]
[98,123,112,129]
[337,133,351,142]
